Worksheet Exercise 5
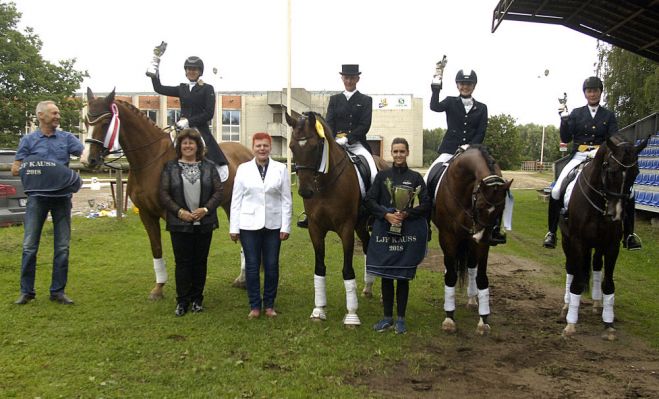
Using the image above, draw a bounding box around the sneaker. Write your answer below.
[543,232,556,249]
[248,309,261,319]
[395,319,407,335]
[15,293,35,305]
[49,293,74,305]
[265,308,278,318]
[373,318,393,332]
[175,303,188,317]
[190,302,203,313]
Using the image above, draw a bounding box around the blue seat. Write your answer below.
[636,191,647,205]
[651,192,659,207]
[636,173,648,185]
[652,174,659,187]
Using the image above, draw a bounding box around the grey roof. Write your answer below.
[492,0,659,63]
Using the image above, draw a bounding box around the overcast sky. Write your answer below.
[12,0,601,129]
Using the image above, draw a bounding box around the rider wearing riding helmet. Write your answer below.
[543,76,642,250]
[426,69,506,245]
[149,56,229,181]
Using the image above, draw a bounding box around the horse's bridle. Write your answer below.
[85,104,170,170]
[578,143,636,215]
[446,171,507,235]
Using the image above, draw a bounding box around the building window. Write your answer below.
[144,110,158,123]
[167,109,181,126]
[222,110,240,142]
[273,112,282,123]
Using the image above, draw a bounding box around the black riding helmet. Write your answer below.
[582,76,603,91]
[184,56,204,75]
[455,69,477,84]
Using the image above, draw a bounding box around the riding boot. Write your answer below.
[622,199,642,251]
[543,198,560,249]
[489,219,506,246]
[297,213,309,229]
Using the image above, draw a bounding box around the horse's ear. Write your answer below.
[635,134,650,154]
[285,112,296,127]
[86,87,94,100]
[504,179,513,190]
[107,88,116,104]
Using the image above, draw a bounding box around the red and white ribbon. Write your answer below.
[104,103,121,151]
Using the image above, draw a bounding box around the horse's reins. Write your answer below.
[443,165,507,234]
[577,143,636,215]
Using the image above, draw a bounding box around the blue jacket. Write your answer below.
[430,86,488,155]
[560,105,618,152]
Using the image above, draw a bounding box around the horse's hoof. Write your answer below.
[476,320,490,336]
[231,277,246,289]
[592,300,603,314]
[441,318,456,333]
[309,307,327,321]
[148,291,164,301]
[467,296,478,309]
[559,303,569,319]
[343,313,361,326]
[601,327,617,341]
[562,323,577,337]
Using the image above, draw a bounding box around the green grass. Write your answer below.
[0,190,656,397]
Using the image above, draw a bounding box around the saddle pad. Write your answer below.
[347,152,372,197]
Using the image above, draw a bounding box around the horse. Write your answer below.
[432,145,512,335]
[285,111,389,326]
[558,135,647,340]
[81,88,253,299]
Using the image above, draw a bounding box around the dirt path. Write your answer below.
[353,249,659,398]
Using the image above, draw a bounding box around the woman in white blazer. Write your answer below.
[230,132,292,319]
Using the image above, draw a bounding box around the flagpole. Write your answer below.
[286,0,292,175]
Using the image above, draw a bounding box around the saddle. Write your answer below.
[426,146,468,202]
[346,151,373,195]
[559,158,592,214]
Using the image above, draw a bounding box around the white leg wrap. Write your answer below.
[444,285,456,312]
[467,268,478,298]
[240,248,246,272]
[566,293,581,324]
[344,279,358,313]
[603,293,615,323]
[478,288,490,316]
[314,274,327,308]
[564,274,574,304]
[591,271,602,301]
[364,258,375,284]
[153,258,167,284]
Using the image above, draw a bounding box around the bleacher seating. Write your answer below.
[634,131,659,212]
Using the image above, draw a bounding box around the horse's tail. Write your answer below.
[456,240,469,287]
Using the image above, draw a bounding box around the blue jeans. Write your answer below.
[240,228,281,310]
[20,196,72,296]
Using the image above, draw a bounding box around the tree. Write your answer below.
[483,114,521,170]
[517,123,562,163]
[422,127,445,166]
[0,1,88,148]
[597,43,659,127]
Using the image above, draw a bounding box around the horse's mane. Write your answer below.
[302,111,335,142]
[115,99,167,134]
[469,144,497,174]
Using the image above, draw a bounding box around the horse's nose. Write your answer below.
[298,187,313,199]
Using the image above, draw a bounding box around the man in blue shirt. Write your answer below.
[12,100,84,305]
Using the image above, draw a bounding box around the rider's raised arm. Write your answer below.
[150,75,179,98]
[429,84,449,113]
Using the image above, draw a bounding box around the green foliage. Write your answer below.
[422,127,445,166]
[484,114,522,169]
[597,44,659,127]
[517,123,562,162]
[0,1,88,148]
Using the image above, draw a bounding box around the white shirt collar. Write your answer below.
[343,90,356,100]
[589,105,599,117]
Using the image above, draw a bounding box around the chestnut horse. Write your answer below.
[432,145,511,335]
[285,111,388,326]
[81,88,253,299]
[559,135,647,340]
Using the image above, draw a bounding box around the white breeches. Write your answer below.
[552,149,597,200]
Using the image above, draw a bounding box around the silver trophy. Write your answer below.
[432,55,448,86]
[385,178,421,236]
[145,41,168,78]
[558,92,568,118]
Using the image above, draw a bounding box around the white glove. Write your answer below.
[176,118,189,130]
[335,137,348,147]
[558,105,568,119]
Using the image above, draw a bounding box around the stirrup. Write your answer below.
[624,233,642,251]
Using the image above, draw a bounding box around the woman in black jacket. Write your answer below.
[160,129,223,316]
[150,56,229,180]
[365,138,431,334]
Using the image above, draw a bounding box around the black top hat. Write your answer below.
[340,64,361,75]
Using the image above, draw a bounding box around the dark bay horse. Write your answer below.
[432,145,511,335]
[285,111,388,326]
[559,135,647,340]
[81,88,253,299]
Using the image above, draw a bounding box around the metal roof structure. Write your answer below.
[492,0,659,63]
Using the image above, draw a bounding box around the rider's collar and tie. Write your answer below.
[588,105,599,118]
[343,90,356,100]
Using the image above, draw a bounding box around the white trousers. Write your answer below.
[551,149,597,200]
